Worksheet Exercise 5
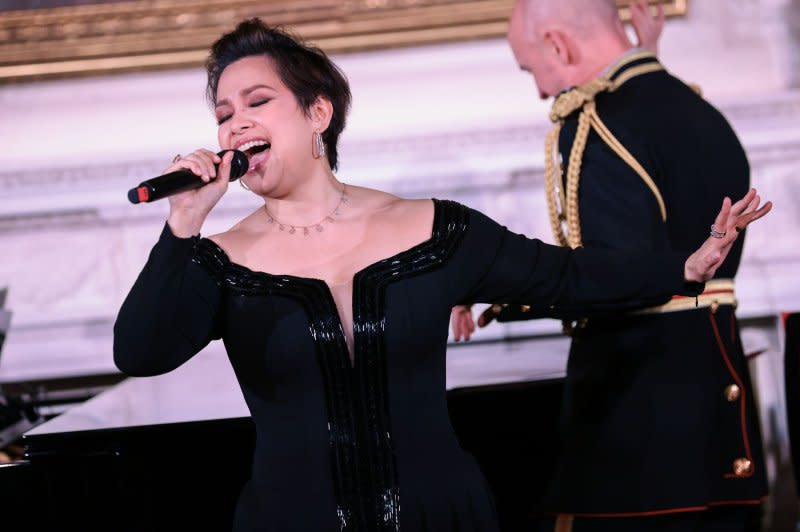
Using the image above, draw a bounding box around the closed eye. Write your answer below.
[216,98,270,125]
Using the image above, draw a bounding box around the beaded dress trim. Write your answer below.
[192,199,469,531]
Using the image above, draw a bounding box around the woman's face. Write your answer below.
[215,55,315,195]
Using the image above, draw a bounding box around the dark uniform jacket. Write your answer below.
[497,52,768,515]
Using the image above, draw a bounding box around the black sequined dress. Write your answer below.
[113,199,697,532]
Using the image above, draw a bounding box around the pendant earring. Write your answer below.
[240,179,251,191]
[312,129,326,159]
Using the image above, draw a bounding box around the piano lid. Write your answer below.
[25,349,248,437]
[24,329,569,438]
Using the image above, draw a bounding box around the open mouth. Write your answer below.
[246,143,270,158]
[236,139,272,173]
[237,139,271,159]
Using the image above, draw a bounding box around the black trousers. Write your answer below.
[534,506,762,532]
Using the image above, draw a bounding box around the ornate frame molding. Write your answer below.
[0,0,687,83]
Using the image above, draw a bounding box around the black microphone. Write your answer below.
[127,149,249,204]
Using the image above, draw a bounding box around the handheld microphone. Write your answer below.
[127,149,249,204]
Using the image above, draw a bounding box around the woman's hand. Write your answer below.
[628,0,665,55]
[165,149,237,237]
[451,305,476,341]
[684,189,772,283]
[451,304,502,340]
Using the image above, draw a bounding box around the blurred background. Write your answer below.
[0,0,799,529]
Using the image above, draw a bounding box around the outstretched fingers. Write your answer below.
[729,188,772,233]
[711,196,732,238]
[729,188,756,217]
[687,189,772,283]
[737,201,773,230]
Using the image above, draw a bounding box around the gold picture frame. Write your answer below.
[0,0,687,84]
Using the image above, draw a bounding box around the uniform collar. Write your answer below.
[602,48,661,84]
[555,48,660,97]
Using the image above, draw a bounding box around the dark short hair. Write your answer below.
[206,18,352,170]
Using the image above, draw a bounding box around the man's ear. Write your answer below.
[310,96,334,133]
[544,29,579,66]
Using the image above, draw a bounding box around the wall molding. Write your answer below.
[2,90,799,234]
[0,0,688,83]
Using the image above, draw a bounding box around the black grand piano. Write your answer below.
[2,333,568,531]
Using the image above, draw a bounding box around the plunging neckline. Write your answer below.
[188,199,471,531]
[202,199,440,365]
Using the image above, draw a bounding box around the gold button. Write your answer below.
[724,384,741,402]
[491,304,503,314]
[521,305,531,312]
[733,458,753,477]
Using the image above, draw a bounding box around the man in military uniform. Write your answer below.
[452,0,768,530]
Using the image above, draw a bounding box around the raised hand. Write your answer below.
[629,0,665,55]
[165,149,238,237]
[684,189,772,283]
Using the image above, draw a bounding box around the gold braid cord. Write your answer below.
[545,64,668,250]
[565,106,593,249]
[545,78,614,250]
[487,54,673,331]
[542,55,668,334]
[544,123,569,247]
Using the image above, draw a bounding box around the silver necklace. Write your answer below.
[264,184,348,236]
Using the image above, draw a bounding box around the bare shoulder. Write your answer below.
[206,207,265,260]
[385,198,435,232]
[348,186,433,227]
[344,187,434,246]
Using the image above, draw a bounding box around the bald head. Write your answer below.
[508,0,631,99]
[517,0,621,37]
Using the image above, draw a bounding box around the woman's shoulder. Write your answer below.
[347,186,426,209]
[344,186,431,224]
[204,206,265,262]
[353,188,486,232]
[350,186,473,218]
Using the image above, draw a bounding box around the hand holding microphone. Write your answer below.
[127,149,249,204]
[129,149,250,238]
